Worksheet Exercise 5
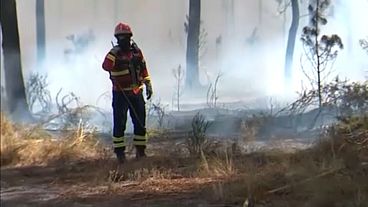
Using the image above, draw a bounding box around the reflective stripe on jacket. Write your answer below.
[102,45,150,92]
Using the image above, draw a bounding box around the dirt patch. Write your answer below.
[1,162,220,207]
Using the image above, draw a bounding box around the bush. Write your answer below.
[329,114,368,151]
[186,113,210,156]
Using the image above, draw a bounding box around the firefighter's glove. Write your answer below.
[145,81,153,100]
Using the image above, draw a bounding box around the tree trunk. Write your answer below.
[185,0,201,90]
[284,0,299,86]
[1,0,32,121]
[36,0,46,67]
[315,0,322,108]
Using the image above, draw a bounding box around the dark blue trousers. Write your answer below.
[112,90,146,155]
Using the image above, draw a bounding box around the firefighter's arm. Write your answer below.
[136,50,150,82]
[138,50,153,100]
[144,76,153,100]
[102,46,119,71]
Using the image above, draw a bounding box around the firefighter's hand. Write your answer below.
[145,82,153,100]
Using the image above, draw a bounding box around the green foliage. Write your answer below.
[332,114,368,147]
[279,79,367,131]
[186,112,210,156]
[301,0,343,66]
[322,78,368,116]
[337,115,368,133]
[301,0,344,107]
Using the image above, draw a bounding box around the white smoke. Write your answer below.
[7,0,367,112]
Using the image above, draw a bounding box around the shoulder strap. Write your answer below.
[131,40,141,53]
[110,45,120,55]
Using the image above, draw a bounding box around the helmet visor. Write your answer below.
[116,34,131,41]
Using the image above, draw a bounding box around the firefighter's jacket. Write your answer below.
[102,44,150,93]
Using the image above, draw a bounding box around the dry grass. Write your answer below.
[1,113,367,206]
[199,149,237,178]
[201,115,368,206]
[0,113,107,166]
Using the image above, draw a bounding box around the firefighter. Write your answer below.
[102,22,153,163]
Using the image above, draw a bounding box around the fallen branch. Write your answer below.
[266,167,343,194]
[25,105,96,138]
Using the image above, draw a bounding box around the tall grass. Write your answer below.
[1,114,107,166]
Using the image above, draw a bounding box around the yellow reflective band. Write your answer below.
[114,142,126,148]
[133,135,146,141]
[107,54,116,62]
[133,140,147,146]
[122,85,144,91]
[144,76,151,81]
[110,69,129,76]
[113,136,125,142]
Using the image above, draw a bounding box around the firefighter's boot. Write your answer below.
[135,146,147,159]
[115,148,126,164]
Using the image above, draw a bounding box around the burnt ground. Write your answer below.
[1,164,218,207]
[2,106,331,206]
[1,130,313,207]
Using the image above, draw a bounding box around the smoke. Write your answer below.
[5,0,367,113]
[331,0,368,80]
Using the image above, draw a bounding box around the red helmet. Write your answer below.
[114,22,133,37]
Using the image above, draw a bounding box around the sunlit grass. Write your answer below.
[0,113,107,166]
[1,112,367,206]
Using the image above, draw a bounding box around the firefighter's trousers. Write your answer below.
[112,90,147,155]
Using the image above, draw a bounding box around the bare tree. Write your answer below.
[301,0,343,108]
[1,0,32,120]
[26,72,51,115]
[55,89,85,129]
[147,99,168,129]
[206,73,222,108]
[185,0,201,90]
[36,0,46,67]
[172,65,184,111]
